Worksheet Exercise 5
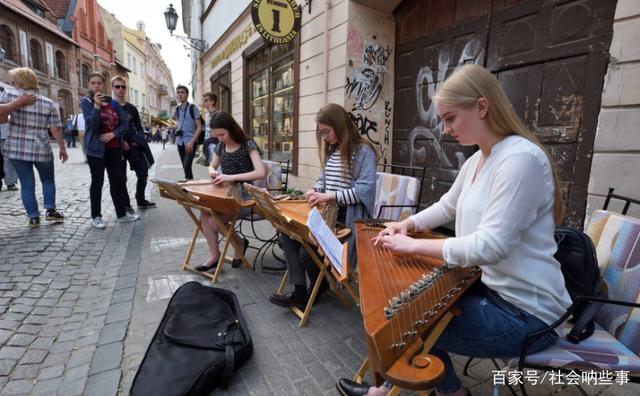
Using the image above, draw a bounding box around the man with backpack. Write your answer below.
[172,85,203,180]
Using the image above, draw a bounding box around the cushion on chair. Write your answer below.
[584,211,640,356]
[254,160,283,195]
[509,322,640,373]
[373,172,420,221]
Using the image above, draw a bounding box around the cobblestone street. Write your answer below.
[1,144,638,395]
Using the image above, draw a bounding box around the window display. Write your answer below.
[247,42,296,164]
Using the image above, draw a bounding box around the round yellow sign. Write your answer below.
[251,0,301,45]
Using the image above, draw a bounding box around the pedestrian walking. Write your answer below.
[64,114,78,148]
[171,85,203,180]
[0,68,68,227]
[111,75,156,209]
[80,72,139,229]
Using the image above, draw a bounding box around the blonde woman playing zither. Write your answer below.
[337,64,572,396]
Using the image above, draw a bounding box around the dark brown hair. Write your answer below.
[209,111,249,144]
[203,92,218,103]
[316,103,377,172]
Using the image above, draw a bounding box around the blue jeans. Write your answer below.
[9,158,56,219]
[431,282,558,393]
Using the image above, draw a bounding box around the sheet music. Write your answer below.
[307,207,344,275]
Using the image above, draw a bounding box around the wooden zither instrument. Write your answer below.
[355,220,481,390]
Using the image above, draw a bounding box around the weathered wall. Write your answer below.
[344,1,395,165]
[587,0,640,219]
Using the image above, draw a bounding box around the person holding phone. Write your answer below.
[80,72,138,229]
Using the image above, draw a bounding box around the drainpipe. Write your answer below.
[323,0,330,103]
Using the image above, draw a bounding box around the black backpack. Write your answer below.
[130,282,253,395]
[553,226,603,343]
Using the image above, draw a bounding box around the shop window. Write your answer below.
[244,41,297,167]
[210,62,231,114]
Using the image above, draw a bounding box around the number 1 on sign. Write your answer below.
[272,9,281,32]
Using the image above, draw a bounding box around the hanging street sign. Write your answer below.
[251,0,301,45]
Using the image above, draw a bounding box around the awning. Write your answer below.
[151,118,176,127]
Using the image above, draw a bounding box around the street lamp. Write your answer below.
[163,4,207,53]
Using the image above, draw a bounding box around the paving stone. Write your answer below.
[97,322,127,347]
[0,346,27,360]
[0,359,17,376]
[89,342,123,375]
[83,369,121,396]
[64,363,90,381]
[7,333,36,347]
[37,363,65,380]
[31,377,62,394]
[57,378,85,396]
[3,379,35,394]
[19,349,48,364]
[12,363,39,380]
[105,301,132,324]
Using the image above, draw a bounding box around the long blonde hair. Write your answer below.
[433,64,564,224]
[315,103,376,173]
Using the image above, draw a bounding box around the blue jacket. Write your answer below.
[80,96,128,158]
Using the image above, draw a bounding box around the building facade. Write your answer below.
[143,40,175,125]
[1,0,79,119]
[122,26,147,123]
[188,0,636,226]
[98,6,131,81]
[68,0,114,99]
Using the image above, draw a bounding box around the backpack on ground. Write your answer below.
[130,282,253,395]
[553,226,603,343]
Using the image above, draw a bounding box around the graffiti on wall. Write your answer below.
[345,41,392,111]
[409,38,484,169]
[346,27,394,163]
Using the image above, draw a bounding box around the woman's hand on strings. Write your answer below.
[373,221,410,246]
[208,169,219,179]
[212,173,233,185]
[377,233,417,254]
[304,188,316,199]
[307,191,334,208]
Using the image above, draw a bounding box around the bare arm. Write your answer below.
[0,94,37,116]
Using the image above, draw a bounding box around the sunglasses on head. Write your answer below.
[113,85,126,89]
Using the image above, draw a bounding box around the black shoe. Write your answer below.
[336,379,370,396]
[6,183,18,191]
[231,238,249,268]
[194,257,219,272]
[45,209,64,222]
[125,206,136,215]
[269,292,308,309]
[28,217,40,228]
[137,200,157,208]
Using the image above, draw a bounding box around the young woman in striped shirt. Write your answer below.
[269,103,377,309]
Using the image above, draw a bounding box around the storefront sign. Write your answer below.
[251,0,301,45]
[210,24,256,69]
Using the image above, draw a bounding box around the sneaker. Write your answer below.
[91,217,106,229]
[6,183,18,191]
[45,209,65,222]
[137,200,157,208]
[28,217,40,227]
[125,206,136,215]
[117,212,139,222]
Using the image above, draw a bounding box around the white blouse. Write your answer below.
[410,135,571,325]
